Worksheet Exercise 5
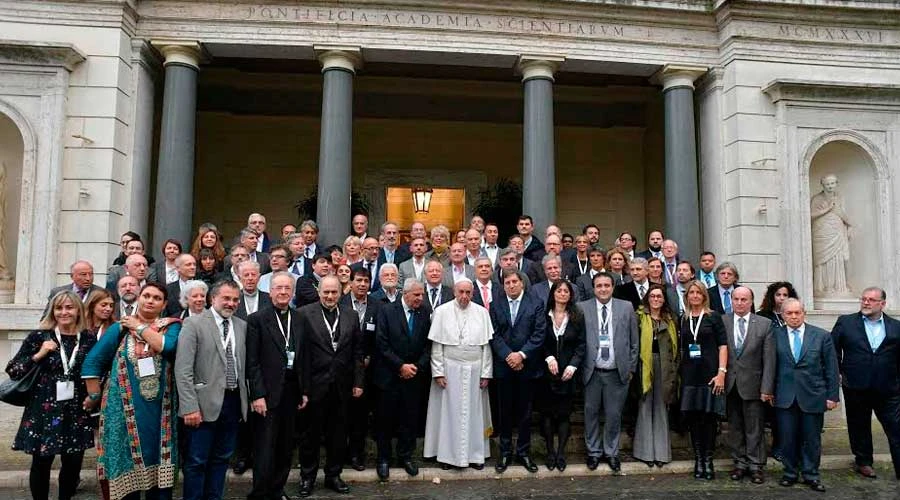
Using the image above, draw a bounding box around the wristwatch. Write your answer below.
[718,367,727,374]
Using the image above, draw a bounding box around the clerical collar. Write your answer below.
[275,305,289,315]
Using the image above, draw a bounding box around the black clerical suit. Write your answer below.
[298,302,365,482]
[294,274,324,308]
[339,293,382,464]
[246,305,303,499]
[373,300,432,462]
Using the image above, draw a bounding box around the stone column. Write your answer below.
[655,65,707,263]
[129,40,161,239]
[315,47,360,247]
[150,40,202,254]
[519,55,563,236]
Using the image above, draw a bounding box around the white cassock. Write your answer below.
[424,299,494,467]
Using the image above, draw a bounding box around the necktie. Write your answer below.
[306,247,312,258]
[481,285,490,308]
[600,304,609,360]
[667,264,674,281]
[292,259,303,275]
[430,287,438,306]
[510,299,519,325]
[704,274,712,287]
[638,284,646,299]
[791,329,802,362]
[223,320,237,389]
[723,290,732,314]
[77,288,87,301]
[354,300,365,328]
[737,317,746,353]
[125,304,134,316]
[407,310,414,337]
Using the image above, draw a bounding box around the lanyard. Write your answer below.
[773,312,784,327]
[577,258,588,276]
[664,262,676,285]
[220,319,235,355]
[54,327,80,377]
[688,311,705,343]
[322,308,340,346]
[275,310,292,349]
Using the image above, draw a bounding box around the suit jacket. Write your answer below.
[47,283,104,302]
[422,284,454,314]
[832,312,900,394]
[174,309,249,421]
[297,302,365,402]
[773,323,840,413]
[245,305,303,409]
[339,294,382,359]
[541,310,587,394]
[522,236,545,262]
[489,292,547,379]
[530,280,552,308]
[223,251,271,276]
[471,280,504,309]
[150,261,176,285]
[378,246,412,267]
[294,275,324,308]
[372,300,432,390]
[441,263,475,288]
[398,258,427,284]
[350,260,381,292]
[707,285,756,315]
[722,312,776,400]
[164,281,183,317]
[493,262,533,289]
[370,288,401,305]
[259,232,272,253]
[613,281,646,312]
[234,291,272,321]
[635,249,660,261]
[526,260,576,286]
[578,297,639,385]
[287,257,313,279]
[666,285,686,318]
[575,271,601,302]
[105,265,160,291]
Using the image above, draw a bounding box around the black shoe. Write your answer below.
[517,455,539,473]
[750,470,765,484]
[298,478,315,497]
[556,456,567,472]
[803,479,826,492]
[545,454,557,471]
[607,456,621,473]
[402,460,419,477]
[654,461,666,468]
[586,456,601,471]
[376,461,390,481]
[324,476,350,494]
[349,456,366,471]
[730,468,746,481]
[441,462,454,470]
[495,455,511,473]
[233,459,250,475]
[703,457,715,480]
[693,455,703,479]
[779,477,796,487]
[470,463,484,470]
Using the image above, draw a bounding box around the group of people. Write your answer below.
[6,212,900,500]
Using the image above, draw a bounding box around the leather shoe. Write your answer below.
[545,453,556,471]
[730,468,746,481]
[803,479,826,492]
[750,470,765,484]
[470,462,484,470]
[402,460,419,477]
[232,459,249,475]
[376,461,390,481]
[517,455,539,473]
[586,456,601,471]
[298,478,314,497]
[495,455,511,473]
[349,456,366,471]
[855,464,877,479]
[779,477,796,487]
[607,456,621,473]
[324,476,350,494]
[556,456,567,472]
[440,462,454,470]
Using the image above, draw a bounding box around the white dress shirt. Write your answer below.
[733,312,752,349]
[594,299,616,369]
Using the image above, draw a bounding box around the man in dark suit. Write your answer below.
[224,227,271,275]
[372,279,430,480]
[351,237,381,292]
[578,271,639,473]
[47,260,103,306]
[490,269,546,473]
[723,287,775,484]
[832,286,900,480]
[423,260,453,313]
[526,235,575,285]
[495,248,532,290]
[377,221,411,266]
[773,298,839,492]
[164,254,197,317]
[294,254,332,308]
[530,254,565,307]
[708,262,741,315]
[635,230,664,261]
[471,257,502,309]
[234,261,272,321]
[245,272,305,500]
[286,233,312,278]
[613,257,650,311]
[339,268,382,471]
[113,275,140,320]
[248,213,272,253]
[517,215,545,262]
[576,248,607,302]
[297,275,365,496]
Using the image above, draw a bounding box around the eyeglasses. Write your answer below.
[860,297,884,304]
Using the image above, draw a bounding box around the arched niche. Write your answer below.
[0,110,24,301]
[805,135,885,303]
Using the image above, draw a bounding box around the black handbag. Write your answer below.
[0,333,49,406]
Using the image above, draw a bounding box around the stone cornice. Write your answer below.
[0,40,86,72]
[0,0,139,33]
[131,39,163,79]
[762,79,900,107]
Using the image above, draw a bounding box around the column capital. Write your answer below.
[315,46,362,74]
[651,64,707,91]
[150,39,203,69]
[517,54,565,82]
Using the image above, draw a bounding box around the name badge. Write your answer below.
[598,334,611,349]
[286,350,295,369]
[366,322,375,332]
[137,357,156,377]
[56,381,75,402]
[689,344,702,359]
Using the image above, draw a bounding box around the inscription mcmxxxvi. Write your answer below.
[777,24,883,43]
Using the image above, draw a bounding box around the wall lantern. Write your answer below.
[412,187,433,214]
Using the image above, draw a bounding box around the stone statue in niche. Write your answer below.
[810,174,852,296]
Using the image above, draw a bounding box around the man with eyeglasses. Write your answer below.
[351,237,382,291]
[259,245,297,294]
[831,287,900,481]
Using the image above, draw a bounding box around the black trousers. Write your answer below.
[844,387,900,479]
[347,385,375,461]
[249,378,299,499]
[299,382,349,481]
[776,403,823,481]
[30,452,84,500]
[497,376,535,457]
[376,378,425,462]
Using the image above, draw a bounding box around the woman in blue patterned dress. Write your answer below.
[82,283,181,500]
[7,291,96,500]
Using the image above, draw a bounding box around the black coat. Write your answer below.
[234,291,272,321]
[833,312,900,394]
[541,311,587,395]
[294,275,323,308]
[339,294,382,359]
[372,301,432,391]
[613,281,644,312]
[297,303,365,402]
[489,292,547,379]
[246,305,303,408]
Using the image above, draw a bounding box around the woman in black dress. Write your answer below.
[679,280,728,480]
[537,280,586,472]
[6,291,97,500]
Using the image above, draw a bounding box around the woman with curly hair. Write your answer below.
[190,223,225,273]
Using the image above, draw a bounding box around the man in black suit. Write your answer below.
[286,233,312,279]
[164,253,197,317]
[490,269,546,473]
[576,247,607,302]
[613,257,650,311]
[708,262,741,315]
[635,230,664,261]
[224,227,271,275]
[294,254,333,308]
[47,260,102,307]
[246,272,306,500]
[530,254,564,307]
[297,275,365,496]
[339,268,382,471]
[832,286,900,480]
[248,213,273,253]
[373,279,431,480]
[527,234,575,285]
[423,260,453,313]
[495,248,532,290]
[378,221,411,266]
[517,215,545,262]
[351,237,381,292]
[773,299,839,492]
[234,261,272,321]
[471,257,502,309]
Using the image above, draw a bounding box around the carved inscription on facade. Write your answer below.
[777,24,883,43]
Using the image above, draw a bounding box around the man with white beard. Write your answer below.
[424,278,494,470]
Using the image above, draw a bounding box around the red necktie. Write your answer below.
[481,285,490,309]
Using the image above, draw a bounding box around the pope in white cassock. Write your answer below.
[424,278,494,469]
